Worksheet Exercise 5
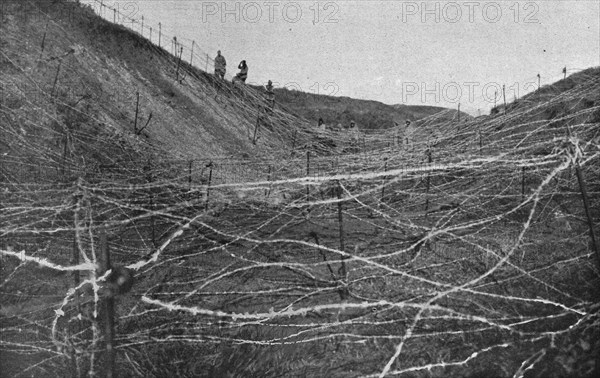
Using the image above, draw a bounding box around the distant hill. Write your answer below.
[260,86,471,130]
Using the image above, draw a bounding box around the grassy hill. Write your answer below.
[268,86,470,130]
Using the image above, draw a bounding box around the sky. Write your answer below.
[87,1,599,115]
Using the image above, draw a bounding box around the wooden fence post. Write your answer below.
[61,132,70,177]
[205,162,213,211]
[424,147,432,214]
[306,151,311,203]
[566,126,600,269]
[175,47,183,82]
[68,180,86,377]
[149,195,156,247]
[190,41,194,65]
[521,166,526,201]
[145,165,156,247]
[574,163,600,269]
[99,227,115,378]
[252,108,260,144]
[503,84,507,114]
[71,233,80,312]
[188,160,193,190]
[494,90,497,109]
[266,165,272,198]
[381,157,388,202]
[336,181,349,300]
[39,20,49,59]
[51,61,62,99]
[136,113,153,136]
[362,136,366,158]
[290,130,298,155]
[133,92,140,134]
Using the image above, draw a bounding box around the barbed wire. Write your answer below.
[1,1,600,377]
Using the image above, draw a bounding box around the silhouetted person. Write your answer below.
[214,50,226,79]
[233,60,248,84]
[349,120,360,143]
[265,80,275,109]
[317,118,327,131]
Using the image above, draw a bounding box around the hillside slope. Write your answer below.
[0,0,313,168]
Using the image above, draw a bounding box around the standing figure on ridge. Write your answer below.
[265,80,275,110]
[233,60,248,84]
[349,120,360,144]
[317,118,327,131]
[214,50,226,79]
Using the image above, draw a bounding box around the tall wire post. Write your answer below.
[381,157,388,202]
[252,108,260,144]
[565,125,599,269]
[336,181,349,300]
[71,232,80,311]
[39,20,49,60]
[70,183,83,375]
[61,131,70,177]
[175,47,183,82]
[502,84,507,114]
[494,90,497,110]
[521,166,526,201]
[158,22,161,48]
[188,161,192,190]
[290,130,298,156]
[190,41,194,66]
[205,53,209,72]
[100,227,115,378]
[306,151,311,203]
[205,162,213,211]
[266,165,272,198]
[362,135,367,159]
[133,92,140,134]
[50,60,62,99]
[145,163,156,247]
[424,146,432,214]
